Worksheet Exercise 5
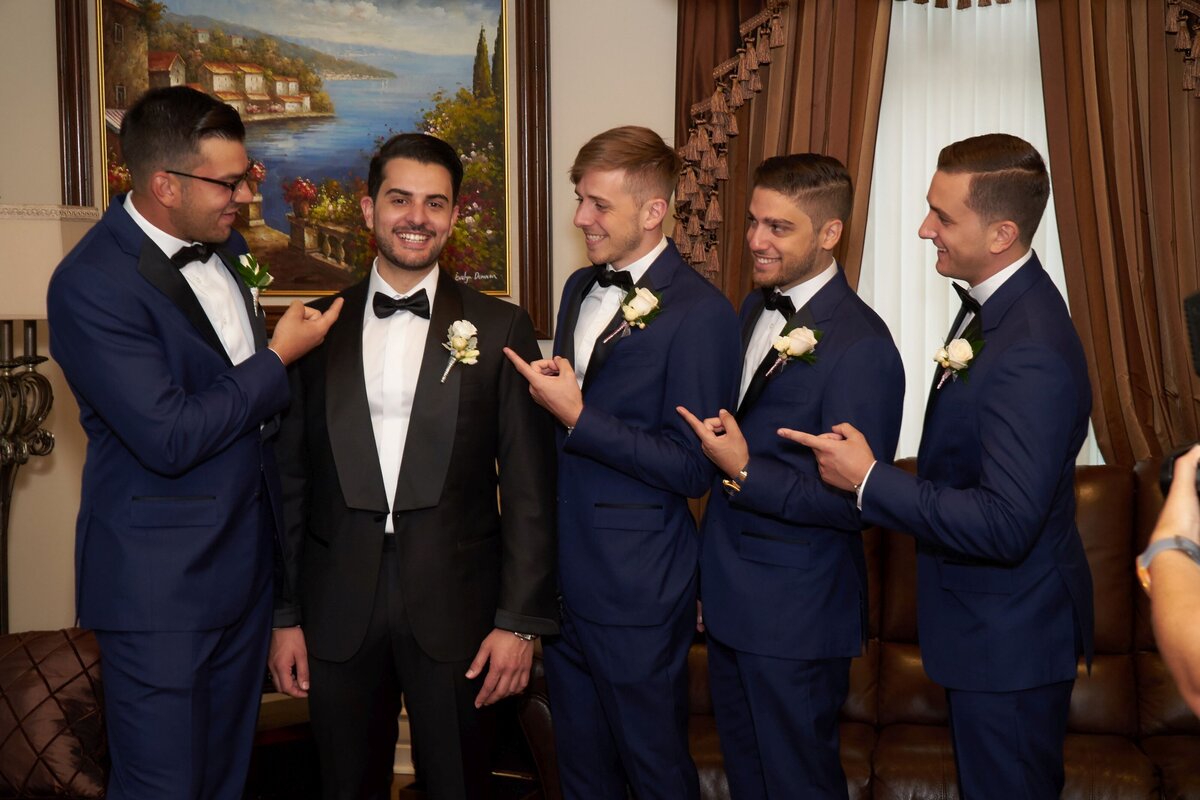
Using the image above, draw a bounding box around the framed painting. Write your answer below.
[54,0,552,336]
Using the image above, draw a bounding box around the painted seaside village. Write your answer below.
[101,0,506,293]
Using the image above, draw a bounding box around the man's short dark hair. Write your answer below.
[367,133,464,203]
[119,86,245,189]
[751,153,853,229]
[936,133,1050,247]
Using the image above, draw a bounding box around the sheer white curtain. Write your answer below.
[858,0,1098,463]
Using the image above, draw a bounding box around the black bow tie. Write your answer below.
[953,282,982,315]
[373,289,430,320]
[762,289,796,320]
[171,243,215,269]
[594,267,635,292]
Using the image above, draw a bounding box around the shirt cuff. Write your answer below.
[856,461,878,511]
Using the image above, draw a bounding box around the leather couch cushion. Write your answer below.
[840,722,873,800]
[0,629,106,798]
[1075,466,1135,653]
[1061,733,1157,800]
[842,639,878,726]
[877,643,947,727]
[1140,735,1200,800]
[1068,654,1137,736]
[871,724,958,800]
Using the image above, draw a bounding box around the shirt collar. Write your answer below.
[123,192,204,260]
[778,260,838,312]
[607,235,667,286]
[967,248,1033,307]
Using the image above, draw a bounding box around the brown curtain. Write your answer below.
[1038,0,1200,465]
[674,1,892,303]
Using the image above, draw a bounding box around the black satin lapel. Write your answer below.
[781,304,815,334]
[737,303,816,419]
[325,283,389,512]
[393,270,461,512]
[217,249,268,351]
[136,243,231,365]
[557,270,594,365]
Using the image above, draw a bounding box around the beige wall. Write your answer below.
[0,0,678,630]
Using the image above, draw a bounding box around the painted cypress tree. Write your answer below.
[472,26,493,99]
[491,13,504,101]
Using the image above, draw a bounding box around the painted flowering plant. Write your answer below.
[281,176,318,204]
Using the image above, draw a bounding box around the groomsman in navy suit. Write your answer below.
[506,126,740,799]
[678,154,904,799]
[47,86,341,799]
[790,134,1093,799]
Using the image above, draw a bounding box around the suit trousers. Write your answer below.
[945,679,1074,800]
[543,588,700,800]
[707,634,850,800]
[94,575,272,800]
[306,537,493,800]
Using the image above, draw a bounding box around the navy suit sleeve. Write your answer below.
[566,292,741,498]
[863,341,1083,564]
[48,260,288,478]
[737,337,905,529]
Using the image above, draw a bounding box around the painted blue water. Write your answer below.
[247,66,468,230]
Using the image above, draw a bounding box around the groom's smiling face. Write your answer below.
[361,156,459,276]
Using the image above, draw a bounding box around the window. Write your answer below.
[113,22,123,44]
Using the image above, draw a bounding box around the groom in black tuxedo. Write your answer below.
[268,133,558,799]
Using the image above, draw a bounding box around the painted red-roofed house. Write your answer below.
[213,90,246,115]
[201,61,239,94]
[148,51,185,89]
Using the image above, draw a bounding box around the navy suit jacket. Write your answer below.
[863,254,1094,692]
[701,268,904,659]
[48,196,288,632]
[553,240,740,626]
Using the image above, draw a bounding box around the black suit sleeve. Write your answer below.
[273,357,310,627]
[493,308,559,635]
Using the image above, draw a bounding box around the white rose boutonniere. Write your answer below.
[602,287,664,344]
[765,325,822,377]
[234,253,274,313]
[934,336,984,389]
[441,319,480,383]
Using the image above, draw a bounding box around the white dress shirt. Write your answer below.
[573,236,667,387]
[738,262,838,405]
[124,194,255,365]
[362,262,440,532]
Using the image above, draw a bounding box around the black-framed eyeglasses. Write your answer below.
[165,169,251,199]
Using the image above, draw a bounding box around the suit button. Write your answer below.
[393,512,401,518]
